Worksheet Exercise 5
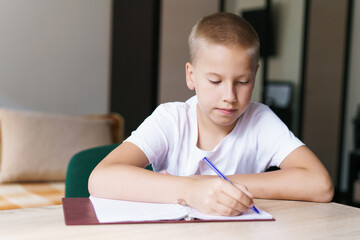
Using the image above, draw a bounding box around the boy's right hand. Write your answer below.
[184,177,254,216]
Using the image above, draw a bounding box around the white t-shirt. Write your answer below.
[125,96,304,176]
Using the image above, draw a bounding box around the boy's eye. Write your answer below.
[237,80,250,85]
[208,79,221,84]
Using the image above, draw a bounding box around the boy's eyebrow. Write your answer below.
[205,72,222,77]
[205,72,252,78]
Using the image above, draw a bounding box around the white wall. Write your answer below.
[0,0,111,115]
[158,0,219,103]
[340,0,360,191]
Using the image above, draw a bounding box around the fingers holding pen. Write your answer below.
[199,157,257,215]
[216,180,254,215]
[211,192,250,216]
[186,178,254,216]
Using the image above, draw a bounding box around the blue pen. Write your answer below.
[203,157,260,214]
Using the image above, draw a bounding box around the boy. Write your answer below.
[89,12,334,216]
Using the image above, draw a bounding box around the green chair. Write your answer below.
[65,143,153,197]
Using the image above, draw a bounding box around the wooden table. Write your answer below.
[1,199,359,240]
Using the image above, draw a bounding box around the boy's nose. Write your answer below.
[222,84,237,103]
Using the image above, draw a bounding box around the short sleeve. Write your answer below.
[252,105,304,169]
[124,104,174,171]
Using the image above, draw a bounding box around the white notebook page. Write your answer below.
[89,196,273,223]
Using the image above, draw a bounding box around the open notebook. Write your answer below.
[89,196,274,223]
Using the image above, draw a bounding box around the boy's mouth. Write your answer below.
[217,108,237,115]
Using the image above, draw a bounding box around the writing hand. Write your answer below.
[185,178,254,216]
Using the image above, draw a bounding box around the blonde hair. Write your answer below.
[188,12,260,65]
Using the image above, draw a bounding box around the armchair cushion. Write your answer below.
[0,108,121,183]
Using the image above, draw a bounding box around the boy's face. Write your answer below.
[186,42,258,131]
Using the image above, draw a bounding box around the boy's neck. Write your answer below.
[196,105,237,151]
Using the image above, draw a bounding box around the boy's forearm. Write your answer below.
[89,165,256,215]
[88,161,334,205]
[88,164,194,204]
[228,169,334,202]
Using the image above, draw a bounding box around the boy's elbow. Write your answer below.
[313,174,334,203]
[316,184,334,203]
[88,167,103,197]
[87,171,96,196]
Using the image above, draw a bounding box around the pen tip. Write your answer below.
[252,206,260,214]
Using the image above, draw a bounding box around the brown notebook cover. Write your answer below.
[62,198,275,225]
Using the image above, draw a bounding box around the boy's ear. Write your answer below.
[185,62,195,90]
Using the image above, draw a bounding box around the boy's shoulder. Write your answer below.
[243,102,287,130]
[147,96,197,130]
[242,102,278,125]
[246,101,271,115]
[157,96,197,114]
